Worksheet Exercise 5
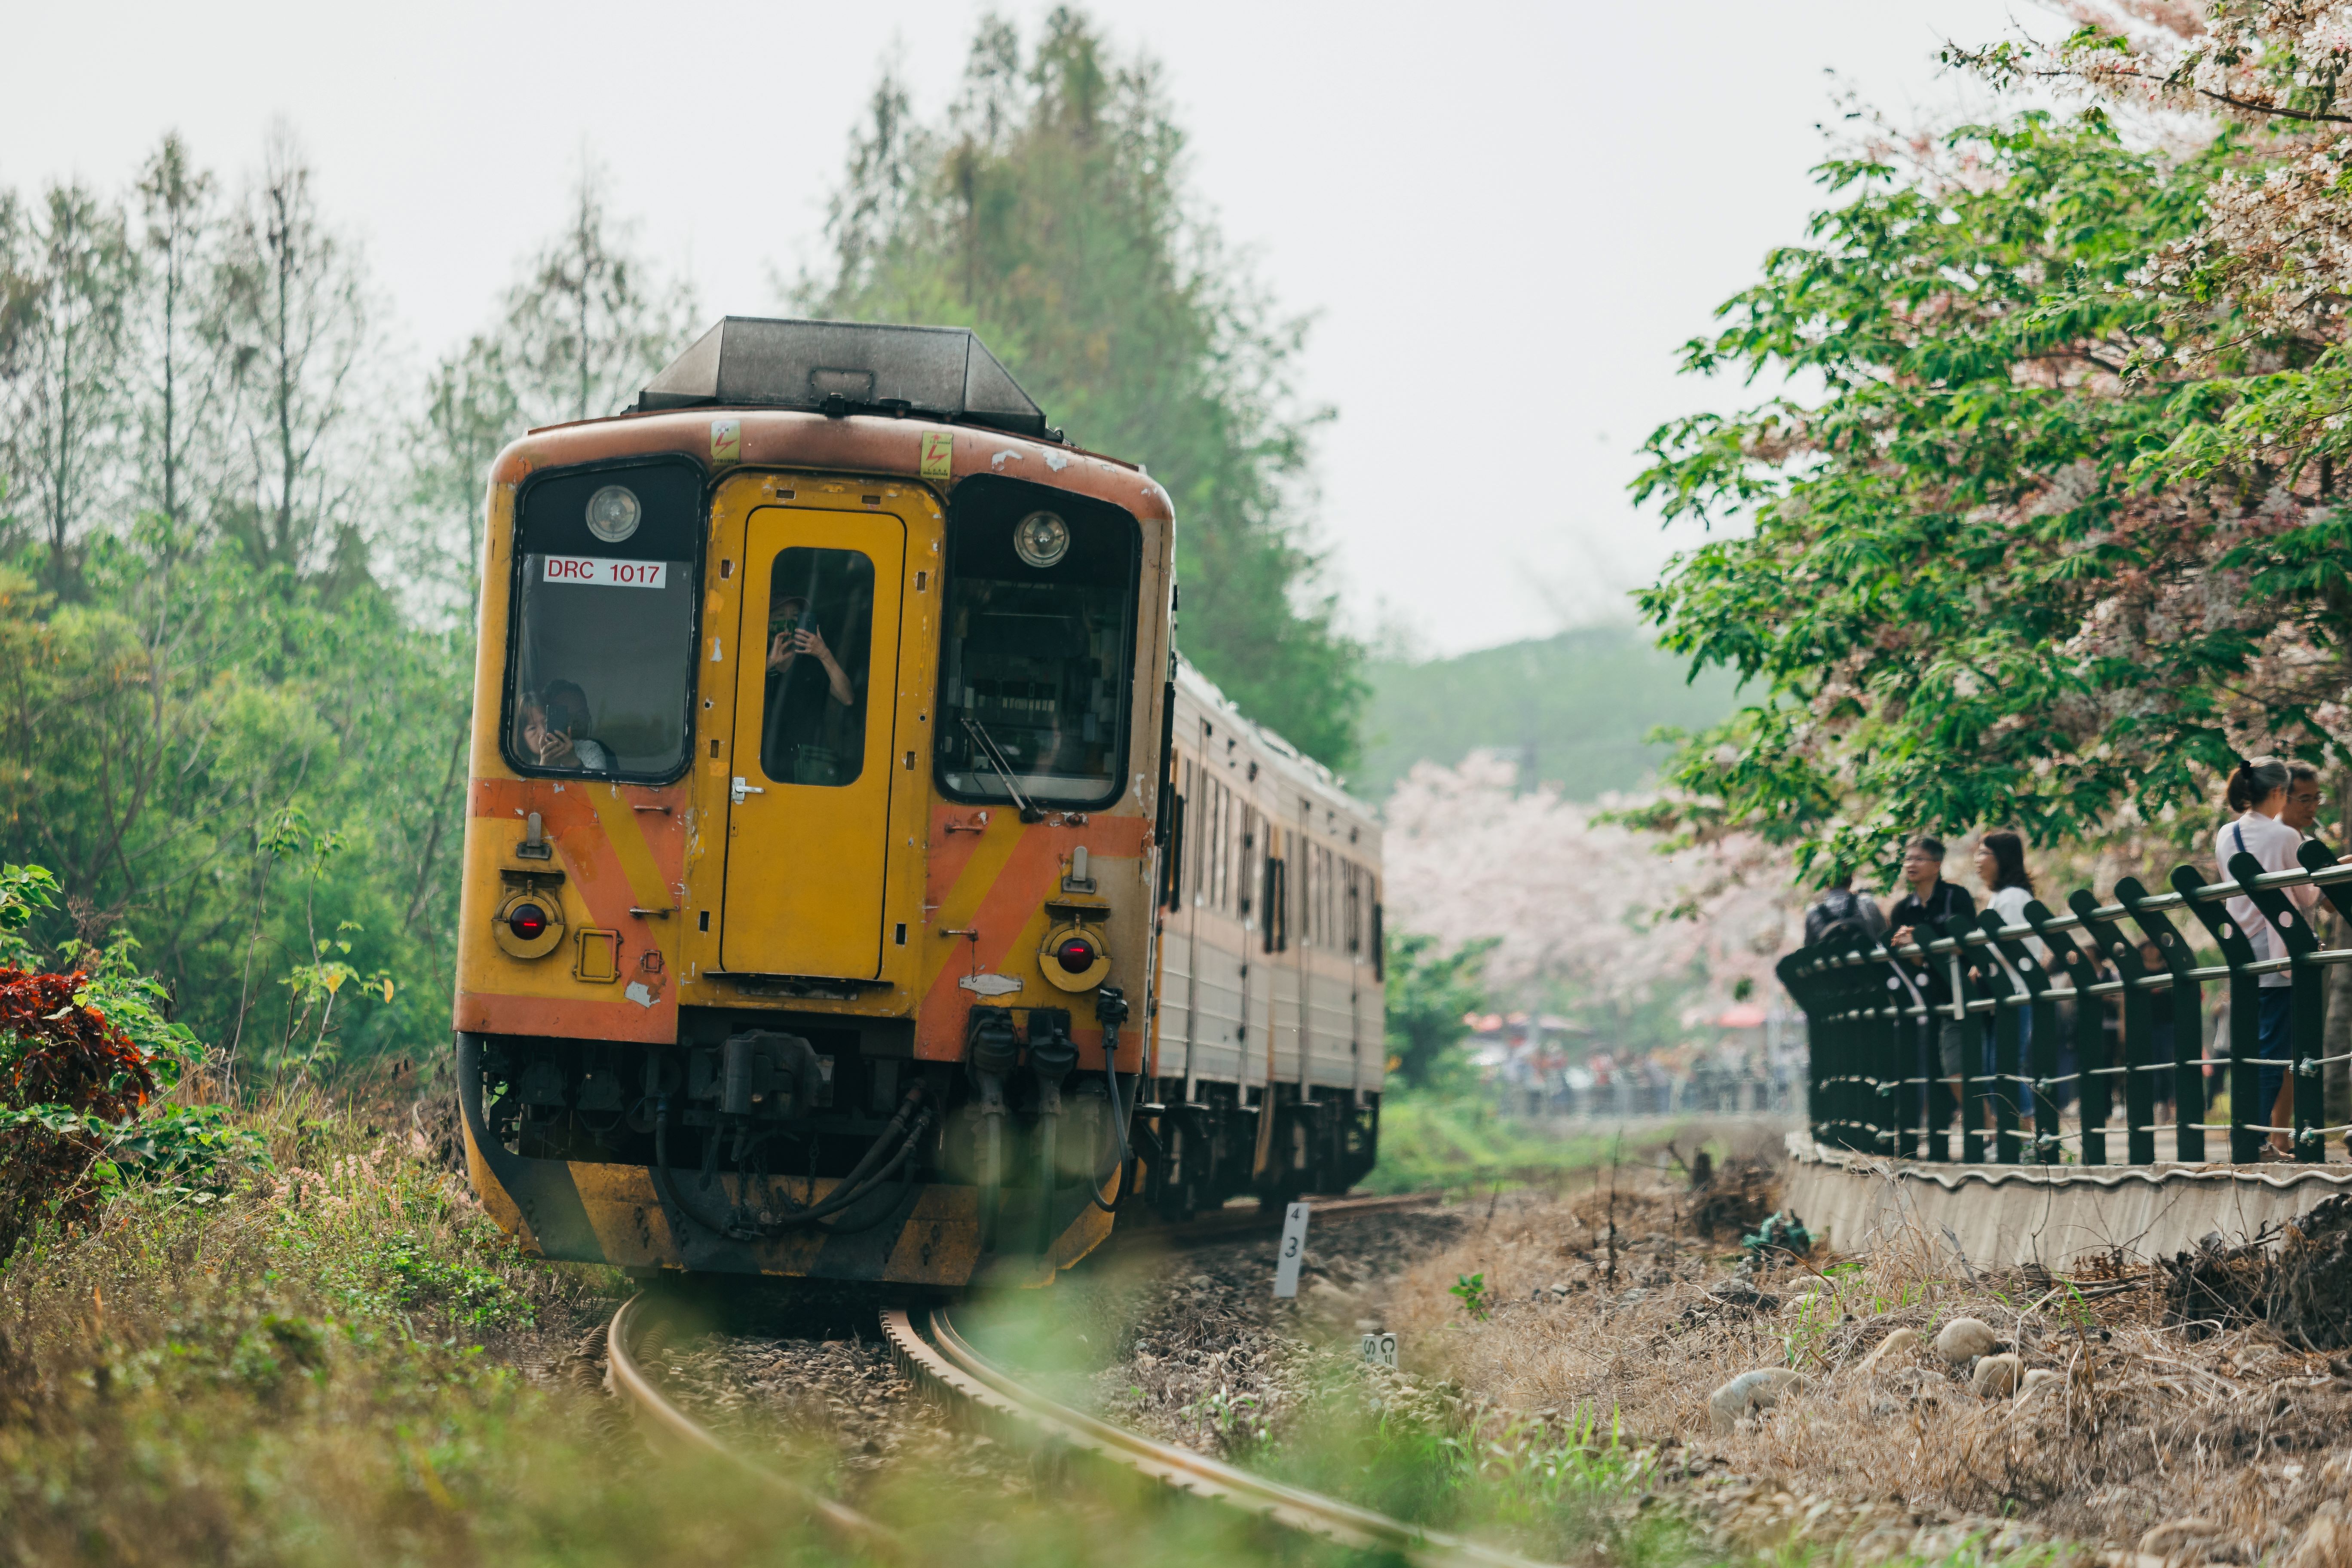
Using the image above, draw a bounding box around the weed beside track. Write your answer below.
[1387,1159,2352,1565]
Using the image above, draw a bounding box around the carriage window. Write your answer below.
[760,547,874,787]
[509,554,696,777]
[937,489,1139,809]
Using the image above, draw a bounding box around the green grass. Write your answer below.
[1363,1090,1702,1194]
[0,1078,2063,1568]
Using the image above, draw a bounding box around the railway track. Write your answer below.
[602,1188,1544,1568]
[604,1291,902,1553]
[1115,1188,1445,1247]
[882,1304,1548,1568]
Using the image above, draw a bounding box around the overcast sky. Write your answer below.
[2,0,2032,656]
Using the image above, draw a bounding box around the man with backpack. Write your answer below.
[1803,871,1889,948]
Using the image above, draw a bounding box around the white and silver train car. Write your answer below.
[1134,658,1384,1216]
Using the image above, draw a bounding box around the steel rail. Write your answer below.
[881,1305,1553,1568]
[605,1291,899,1554]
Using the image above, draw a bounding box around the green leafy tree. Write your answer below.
[500,159,697,429]
[0,178,135,600]
[798,8,1365,769]
[1382,930,1497,1089]
[1631,109,2316,874]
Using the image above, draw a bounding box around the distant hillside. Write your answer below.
[1351,625,1740,801]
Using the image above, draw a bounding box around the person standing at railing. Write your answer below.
[1804,870,1889,947]
[2217,756,2320,1158]
[1974,831,2045,1130]
[1887,836,1979,1121]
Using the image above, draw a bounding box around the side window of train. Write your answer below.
[1240,810,1257,919]
[1223,790,1242,912]
[760,546,874,787]
[1345,861,1364,956]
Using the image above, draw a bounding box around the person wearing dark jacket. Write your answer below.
[1804,872,1889,948]
[1886,836,1978,1109]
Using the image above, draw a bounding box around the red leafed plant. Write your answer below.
[0,968,157,1259]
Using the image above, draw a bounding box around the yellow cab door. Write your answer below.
[722,507,906,978]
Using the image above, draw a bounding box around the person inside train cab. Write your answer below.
[765,595,855,707]
[764,594,860,785]
[518,680,613,772]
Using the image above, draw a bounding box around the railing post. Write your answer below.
[2226,849,2325,1162]
[2024,900,2104,1164]
[1931,918,1988,1163]
[2117,876,2206,1165]
[1970,911,2027,1163]
[1777,951,1827,1147]
[1885,957,1928,1161]
[2174,862,2265,1164]
[1982,912,2060,1165]
[2071,894,2157,1166]
[2294,839,2352,1163]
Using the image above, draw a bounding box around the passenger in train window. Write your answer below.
[518,681,614,771]
[765,596,855,706]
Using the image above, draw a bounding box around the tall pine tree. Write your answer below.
[797,9,1365,771]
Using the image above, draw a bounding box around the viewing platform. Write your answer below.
[1782,1131,2352,1268]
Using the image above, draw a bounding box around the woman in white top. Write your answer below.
[1973,830,2042,1129]
[2216,756,2320,1156]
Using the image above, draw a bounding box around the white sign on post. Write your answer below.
[1272,1201,1311,1298]
[1360,1332,1398,1369]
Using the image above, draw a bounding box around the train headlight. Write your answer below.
[1038,920,1109,992]
[492,889,566,959]
[1012,510,1069,569]
[586,484,642,544]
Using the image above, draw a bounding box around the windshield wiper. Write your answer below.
[961,716,1046,823]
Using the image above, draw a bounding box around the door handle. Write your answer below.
[731,777,765,805]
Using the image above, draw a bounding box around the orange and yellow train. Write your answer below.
[453,318,1384,1287]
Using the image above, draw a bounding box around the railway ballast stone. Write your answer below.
[1969,1352,2022,1398]
[1935,1317,2000,1364]
[1708,1368,1810,1432]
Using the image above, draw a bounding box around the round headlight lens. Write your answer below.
[585,484,642,544]
[1055,935,1098,974]
[1012,510,1070,570]
[508,902,551,942]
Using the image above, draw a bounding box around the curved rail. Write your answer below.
[881,1304,1553,1568]
[605,1292,898,1554]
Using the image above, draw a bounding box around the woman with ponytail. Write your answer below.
[2217,757,2319,1156]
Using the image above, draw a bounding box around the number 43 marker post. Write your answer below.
[1273,1202,1311,1298]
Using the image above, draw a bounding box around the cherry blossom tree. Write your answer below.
[1383,752,1799,1046]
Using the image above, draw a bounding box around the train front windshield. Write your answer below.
[938,490,1138,810]
[503,465,701,781]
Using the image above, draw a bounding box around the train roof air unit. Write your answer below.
[635,316,1051,438]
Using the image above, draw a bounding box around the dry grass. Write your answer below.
[1387,1158,2352,1564]
[0,1070,1379,1568]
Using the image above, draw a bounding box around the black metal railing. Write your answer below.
[1780,839,2352,1166]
